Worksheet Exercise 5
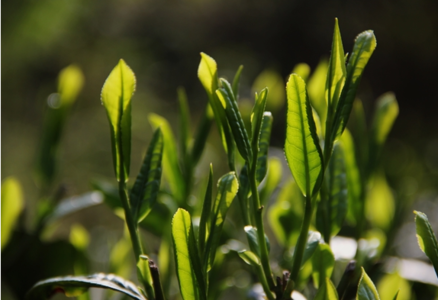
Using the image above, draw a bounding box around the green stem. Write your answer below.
[249,164,275,290]
[286,195,312,297]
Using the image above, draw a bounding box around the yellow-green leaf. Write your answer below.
[252,69,285,113]
[101,59,136,182]
[377,272,410,300]
[414,211,438,276]
[1,177,24,250]
[137,255,155,300]
[285,74,323,196]
[357,267,380,300]
[292,63,311,82]
[58,64,84,107]
[314,277,339,300]
[69,224,89,251]
[308,59,328,127]
[366,174,394,231]
[312,244,335,288]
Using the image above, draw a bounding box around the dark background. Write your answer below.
[2,0,438,297]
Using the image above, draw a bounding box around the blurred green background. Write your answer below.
[2,0,438,299]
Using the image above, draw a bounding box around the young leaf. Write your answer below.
[149,113,186,204]
[326,18,346,114]
[232,65,244,99]
[172,209,200,300]
[26,273,146,300]
[1,177,24,250]
[137,255,155,299]
[205,172,239,271]
[101,59,135,182]
[256,112,273,184]
[58,64,85,108]
[199,164,213,257]
[312,244,335,288]
[331,30,377,140]
[357,267,380,300]
[130,128,164,223]
[317,143,348,240]
[285,74,323,196]
[238,250,260,266]
[251,89,269,156]
[414,211,438,276]
[216,79,252,163]
[315,277,339,300]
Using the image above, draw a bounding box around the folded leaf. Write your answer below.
[256,112,273,184]
[285,74,323,196]
[1,177,24,250]
[251,89,269,156]
[357,267,380,300]
[137,255,155,299]
[130,128,164,223]
[101,59,135,182]
[26,273,146,300]
[414,211,438,276]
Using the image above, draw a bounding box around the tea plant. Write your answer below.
[3,18,436,300]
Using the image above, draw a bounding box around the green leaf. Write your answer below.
[414,211,438,276]
[308,59,328,126]
[256,112,273,184]
[251,89,269,156]
[368,93,399,176]
[130,128,164,222]
[312,244,335,288]
[285,74,323,196]
[259,157,282,205]
[301,231,321,266]
[205,172,239,271]
[331,30,377,140]
[101,59,135,182]
[292,63,311,82]
[149,113,186,204]
[237,163,251,225]
[366,174,394,231]
[69,224,90,252]
[199,164,213,258]
[252,69,285,113]
[326,18,346,114]
[216,79,252,162]
[137,255,155,299]
[232,65,244,99]
[26,273,146,300]
[1,177,24,250]
[238,250,260,266]
[357,267,380,300]
[172,209,200,300]
[198,53,235,166]
[58,64,84,108]
[340,129,362,225]
[317,143,348,240]
[177,87,191,165]
[244,226,270,258]
[315,277,339,300]
[377,272,410,300]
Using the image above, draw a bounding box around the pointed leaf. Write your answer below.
[312,244,335,288]
[285,74,323,196]
[244,226,271,258]
[414,211,438,276]
[251,89,269,155]
[205,172,239,270]
[198,53,219,97]
[1,177,24,249]
[232,65,244,99]
[149,113,186,204]
[199,164,213,257]
[357,267,380,300]
[331,30,377,140]
[216,79,252,162]
[315,277,339,300]
[137,255,155,299]
[26,273,146,300]
[302,231,321,266]
[171,209,200,300]
[256,112,273,184]
[101,59,135,182]
[130,128,164,222]
[326,18,346,112]
[238,250,260,266]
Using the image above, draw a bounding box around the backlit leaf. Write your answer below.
[315,277,339,300]
[377,272,410,300]
[58,64,84,107]
[252,69,285,113]
[251,89,269,157]
[1,177,24,250]
[130,128,164,222]
[26,273,145,300]
[366,174,394,231]
[414,211,438,276]
[292,63,311,82]
[256,112,273,184]
[312,244,335,288]
[137,255,155,299]
[101,59,135,182]
[357,267,380,300]
[285,74,323,196]
[308,59,328,126]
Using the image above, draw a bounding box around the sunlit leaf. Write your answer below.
[312,244,335,288]
[1,177,24,250]
[69,224,89,252]
[414,211,438,276]
[301,231,321,266]
[357,267,380,300]
[255,112,273,184]
[292,63,311,82]
[137,255,155,299]
[251,89,268,156]
[308,59,328,126]
[101,59,135,182]
[171,209,200,300]
[377,272,410,300]
[365,174,394,231]
[216,79,252,162]
[205,172,239,271]
[238,250,260,266]
[58,64,84,107]
[130,128,164,222]
[149,113,186,204]
[314,277,339,300]
[26,273,146,300]
[331,30,377,140]
[285,74,323,196]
